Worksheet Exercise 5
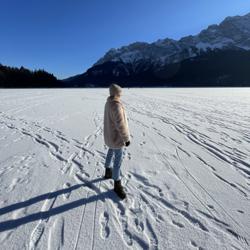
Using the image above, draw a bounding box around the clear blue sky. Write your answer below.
[0,0,249,79]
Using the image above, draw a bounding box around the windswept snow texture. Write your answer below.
[0,88,250,250]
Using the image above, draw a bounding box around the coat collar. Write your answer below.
[107,96,121,103]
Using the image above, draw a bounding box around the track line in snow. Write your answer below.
[27,184,60,250]
[145,217,159,250]
[176,148,250,246]
[212,172,248,198]
[128,92,250,246]
[48,217,64,250]
[73,115,104,250]
[128,101,249,247]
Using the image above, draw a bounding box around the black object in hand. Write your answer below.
[125,141,130,147]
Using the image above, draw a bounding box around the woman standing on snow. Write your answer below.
[103,84,130,199]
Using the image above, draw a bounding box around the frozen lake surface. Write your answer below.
[0,88,250,250]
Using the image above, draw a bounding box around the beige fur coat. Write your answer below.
[104,96,130,149]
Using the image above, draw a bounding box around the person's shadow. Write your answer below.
[0,177,117,232]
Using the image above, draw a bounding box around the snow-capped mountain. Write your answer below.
[95,12,250,68]
[65,12,250,87]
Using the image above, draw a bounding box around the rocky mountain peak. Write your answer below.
[94,12,250,68]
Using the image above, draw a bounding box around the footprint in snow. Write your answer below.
[74,173,88,184]
[207,204,214,209]
[7,177,21,192]
[127,173,132,179]
[127,152,131,160]
[134,217,144,232]
[190,240,205,250]
[172,220,185,228]
[62,183,71,200]
[100,211,110,239]
[237,210,244,214]
[139,141,146,146]
[29,222,45,250]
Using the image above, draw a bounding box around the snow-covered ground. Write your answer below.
[0,88,249,250]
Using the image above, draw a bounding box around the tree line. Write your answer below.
[0,64,61,88]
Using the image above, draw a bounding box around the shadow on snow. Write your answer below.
[0,177,116,232]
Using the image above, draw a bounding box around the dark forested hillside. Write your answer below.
[165,49,250,87]
[0,64,61,88]
[64,49,250,87]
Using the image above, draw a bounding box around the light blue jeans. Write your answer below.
[104,148,123,181]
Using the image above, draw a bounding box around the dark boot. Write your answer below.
[114,180,126,199]
[104,168,112,179]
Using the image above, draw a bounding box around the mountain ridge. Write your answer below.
[94,11,250,66]
[65,11,250,87]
